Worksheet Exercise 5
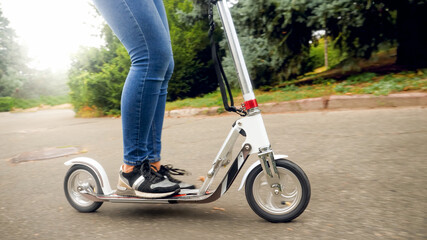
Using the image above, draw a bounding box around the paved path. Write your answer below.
[0,107,426,239]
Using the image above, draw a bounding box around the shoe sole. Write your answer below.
[117,177,179,199]
[179,184,196,189]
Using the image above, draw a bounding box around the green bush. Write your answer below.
[334,83,351,93]
[12,98,39,109]
[308,41,325,70]
[67,0,217,115]
[68,37,129,114]
[345,72,377,85]
[0,97,13,112]
[280,84,299,92]
[105,109,121,116]
[313,78,336,85]
[308,38,347,71]
[10,95,70,110]
[364,81,404,95]
[363,74,408,95]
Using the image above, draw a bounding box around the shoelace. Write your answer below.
[141,163,164,182]
[162,164,190,176]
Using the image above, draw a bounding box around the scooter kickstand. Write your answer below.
[77,182,102,202]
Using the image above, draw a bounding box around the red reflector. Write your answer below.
[172,194,186,197]
[244,99,258,110]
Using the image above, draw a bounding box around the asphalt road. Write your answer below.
[0,107,426,239]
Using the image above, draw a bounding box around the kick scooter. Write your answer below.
[64,0,310,223]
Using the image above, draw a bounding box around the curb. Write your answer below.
[167,106,221,117]
[166,92,427,117]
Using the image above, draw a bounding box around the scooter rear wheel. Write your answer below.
[245,159,310,222]
[64,165,103,212]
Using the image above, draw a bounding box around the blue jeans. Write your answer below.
[93,0,174,166]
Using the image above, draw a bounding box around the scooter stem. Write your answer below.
[216,0,257,105]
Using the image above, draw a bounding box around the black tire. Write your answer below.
[245,159,310,222]
[64,165,103,212]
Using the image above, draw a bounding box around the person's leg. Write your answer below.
[146,0,173,168]
[147,58,173,167]
[153,0,171,33]
[92,0,179,197]
[93,0,172,166]
[145,0,195,189]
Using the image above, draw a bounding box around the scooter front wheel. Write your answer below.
[245,159,310,222]
[64,165,103,212]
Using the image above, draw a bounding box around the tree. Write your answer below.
[68,0,218,114]
[14,69,68,99]
[198,0,427,88]
[395,0,427,68]
[313,0,394,59]
[219,0,316,87]
[165,0,217,100]
[0,7,28,97]
[309,0,427,69]
[68,25,128,114]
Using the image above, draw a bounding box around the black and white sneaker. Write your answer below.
[116,162,180,198]
[158,164,195,189]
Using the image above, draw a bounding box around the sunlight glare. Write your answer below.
[1,0,104,72]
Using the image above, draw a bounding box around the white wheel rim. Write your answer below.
[252,167,302,215]
[67,169,96,207]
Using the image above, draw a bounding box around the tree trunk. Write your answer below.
[324,33,329,69]
[396,1,427,69]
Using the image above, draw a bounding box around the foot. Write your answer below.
[158,164,196,189]
[116,162,180,198]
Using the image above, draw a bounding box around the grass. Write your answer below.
[11,95,70,110]
[3,69,425,114]
[165,69,427,110]
[166,91,229,110]
[0,95,70,112]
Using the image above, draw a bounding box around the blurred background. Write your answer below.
[0,1,426,238]
[0,0,426,115]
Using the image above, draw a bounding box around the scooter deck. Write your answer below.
[75,143,252,205]
[80,188,216,204]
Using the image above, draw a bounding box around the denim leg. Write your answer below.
[147,57,174,163]
[146,0,174,163]
[93,0,173,166]
[153,0,171,32]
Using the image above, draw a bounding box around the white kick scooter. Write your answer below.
[64,0,310,222]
